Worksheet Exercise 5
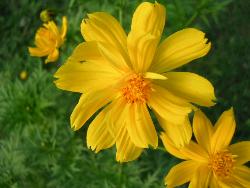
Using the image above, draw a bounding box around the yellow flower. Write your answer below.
[161,108,250,187]
[19,70,28,80]
[28,16,67,64]
[54,2,216,162]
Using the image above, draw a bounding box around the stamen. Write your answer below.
[208,150,235,178]
[121,74,151,104]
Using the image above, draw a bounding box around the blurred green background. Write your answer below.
[0,0,249,187]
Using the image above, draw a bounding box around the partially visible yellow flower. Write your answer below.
[40,9,54,22]
[161,108,250,187]
[19,70,28,80]
[28,16,67,64]
[54,2,216,162]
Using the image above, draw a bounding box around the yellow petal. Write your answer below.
[81,12,130,68]
[151,28,211,72]
[68,41,103,62]
[44,21,63,46]
[209,175,221,188]
[193,110,214,153]
[127,32,160,72]
[54,59,121,93]
[81,12,126,48]
[188,165,211,188]
[70,90,114,131]
[97,42,130,72]
[116,125,143,162]
[148,84,192,124]
[45,48,59,63]
[233,166,250,187]
[160,123,208,162]
[159,72,216,107]
[160,132,188,160]
[229,141,250,165]
[125,103,158,148]
[28,47,50,57]
[35,28,54,48]
[211,108,236,152]
[165,160,198,187]
[144,72,167,80]
[181,141,209,162]
[158,116,192,148]
[218,179,243,188]
[127,2,165,72]
[106,98,127,135]
[87,107,115,153]
[130,2,166,37]
[60,16,67,39]
[44,20,60,38]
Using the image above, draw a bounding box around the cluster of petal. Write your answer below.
[162,108,250,187]
[28,16,67,64]
[54,2,216,162]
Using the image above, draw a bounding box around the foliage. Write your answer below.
[0,0,249,187]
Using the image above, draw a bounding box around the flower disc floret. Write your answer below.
[208,151,235,178]
[121,74,151,104]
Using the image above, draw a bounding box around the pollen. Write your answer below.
[208,150,235,178]
[121,74,151,104]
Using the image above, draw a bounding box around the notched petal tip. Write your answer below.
[80,18,89,36]
[205,41,212,54]
[82,18,88,24]
[70,115,82,131]
[71,124,78,131]
[131,1,166,37]
[28,47,35,56]
[86,13,91,18]
[53,79,59,86]
[87,145,100,154]
[152,28,212,72]
[53,70,60,78]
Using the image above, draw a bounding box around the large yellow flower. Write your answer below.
[162,108,250,187]
[29,16,67,64]
[54,2,216,162]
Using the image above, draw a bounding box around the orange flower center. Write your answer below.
[121,74,151,104]
[208,151,235,178]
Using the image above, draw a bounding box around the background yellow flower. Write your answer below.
[28,16,67,63]
[162,108,250,187]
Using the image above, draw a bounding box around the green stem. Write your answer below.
[118,163,123,185]
[184,11,198,27]
[118,0,125,25]
[39,58,43,70]
[119,7,123,25]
